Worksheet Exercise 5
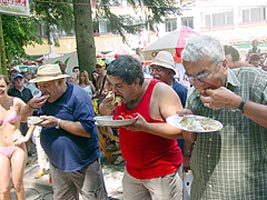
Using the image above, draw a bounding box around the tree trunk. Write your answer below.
[73,0,96,76]
[0,15,7,75]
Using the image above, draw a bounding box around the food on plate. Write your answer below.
[180,116,221,131]
[112,112,138,120]
[27,116,44,125]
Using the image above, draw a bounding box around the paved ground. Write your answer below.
[11,154,124,200]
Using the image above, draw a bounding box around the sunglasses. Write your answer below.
[96,65,102,69]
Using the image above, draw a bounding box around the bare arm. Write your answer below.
[13,125,35,146]
[20,96,48,122]
[126,83,184,139]
[242,101,267,128]
[38,116,90,138]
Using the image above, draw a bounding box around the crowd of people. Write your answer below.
[0,35,267,200]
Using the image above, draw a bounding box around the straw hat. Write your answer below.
[150,51,176,74]
[30,64,70,83]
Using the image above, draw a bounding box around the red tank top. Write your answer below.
[116,79,183,179]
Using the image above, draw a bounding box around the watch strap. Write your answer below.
[238,99,246,113]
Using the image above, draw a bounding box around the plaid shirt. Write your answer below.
[187,67,267,200]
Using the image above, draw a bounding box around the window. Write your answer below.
[181,17,194,28]
[242,7,265,23]
[204,11,234,28]
[165,18,177,32]
[99,20,108,33]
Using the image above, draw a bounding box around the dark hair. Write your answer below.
[91,70,99,87]
[224,45,240,62]
[0,74,10,86]
[107,55,144,85]
[72,66,80,72]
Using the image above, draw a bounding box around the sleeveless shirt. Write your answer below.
[116,79,183,179]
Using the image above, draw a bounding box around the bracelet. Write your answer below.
[238,99,247,113]
[55,118,61,129]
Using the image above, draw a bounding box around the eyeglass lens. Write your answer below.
[149,67,161,73]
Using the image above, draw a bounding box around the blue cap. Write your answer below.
[13,73,24,79]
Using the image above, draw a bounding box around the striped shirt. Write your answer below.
[187,67,267,200]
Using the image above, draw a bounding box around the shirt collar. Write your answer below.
[225,68,240,90]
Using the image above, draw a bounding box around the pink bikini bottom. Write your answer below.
[0,146,17,159]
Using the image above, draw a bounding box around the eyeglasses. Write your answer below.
[149,66,162,73]
[186,71,211,83]
[186,61,222,84]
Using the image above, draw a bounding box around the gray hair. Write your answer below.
[181,35,225,64]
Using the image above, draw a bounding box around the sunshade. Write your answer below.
[142,26,200,62]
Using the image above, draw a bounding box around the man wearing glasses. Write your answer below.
[180,35,267,199]
[149,51,188,107]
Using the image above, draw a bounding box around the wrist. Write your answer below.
[238,99,247,113]
[27,102,35,110]
[55,118,61,129]
[184,150,192,158]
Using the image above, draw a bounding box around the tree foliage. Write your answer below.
[2,15,41,66]
[31,0,74,45]
[2,0,180,73]
[96,0,181,41]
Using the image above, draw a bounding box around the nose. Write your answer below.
[191,78,206,88]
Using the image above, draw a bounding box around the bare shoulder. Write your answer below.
[13,97,26,109]
[154,81,178,96]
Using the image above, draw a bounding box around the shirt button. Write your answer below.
[209,138,212,142]
[207,154,210,158]
[208,184,212,188]
[207,170,210,173]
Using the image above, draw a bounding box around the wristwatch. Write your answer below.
[238,99,247,113]
[55,118,61,129]
[184,150,192,158]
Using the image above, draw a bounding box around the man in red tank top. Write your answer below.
[99,55,184,200]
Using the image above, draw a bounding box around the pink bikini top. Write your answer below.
[0,110,20,126]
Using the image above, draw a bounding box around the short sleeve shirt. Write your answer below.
[40,83,99,172]
[187,67,267,200]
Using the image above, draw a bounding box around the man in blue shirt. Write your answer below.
[26,64,108,200]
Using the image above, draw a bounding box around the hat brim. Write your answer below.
[150,61,176,75]
[29,74,70,83]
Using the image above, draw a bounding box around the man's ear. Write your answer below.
[222,59,228,70]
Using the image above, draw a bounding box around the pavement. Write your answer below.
[11,154,124,200]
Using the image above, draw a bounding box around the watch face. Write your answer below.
[185,150,191,157]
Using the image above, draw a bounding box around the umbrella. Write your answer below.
[142,26,200,62]
[105,45,135,59]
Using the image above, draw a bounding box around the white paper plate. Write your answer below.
[166,115,223,133]
[94,115,138,127]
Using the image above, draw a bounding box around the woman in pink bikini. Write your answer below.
[0,74,28,200]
